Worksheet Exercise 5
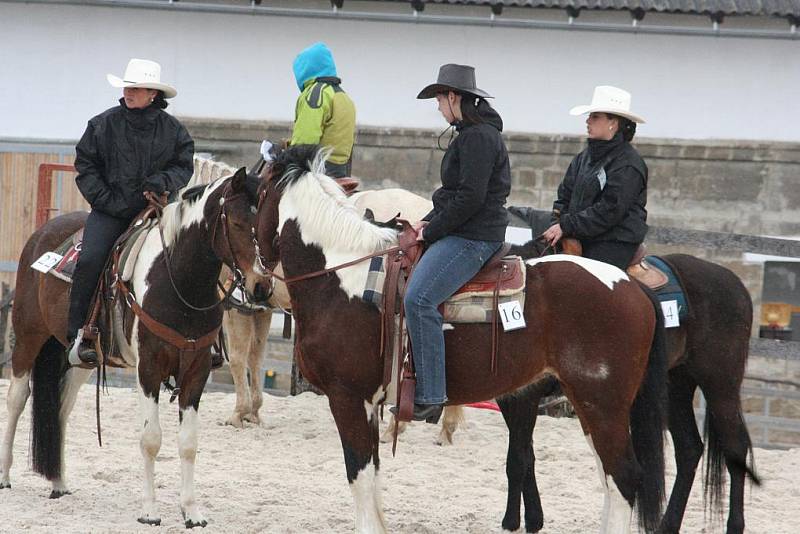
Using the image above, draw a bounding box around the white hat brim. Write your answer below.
[107,74,177,98]
[569,104,645,124]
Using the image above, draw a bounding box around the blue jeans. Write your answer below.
[404,236,502,404]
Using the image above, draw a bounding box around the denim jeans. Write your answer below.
[404,235,503,404]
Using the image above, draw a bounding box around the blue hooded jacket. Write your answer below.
[292,42,338,91]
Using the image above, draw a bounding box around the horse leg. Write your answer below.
[224,310,251,428]
[178,378,209,529]
[497,388,544,533]
[700,380,756,534]
[328,390,387,534]
[660,368,702,534]
[0,371,31,489]
[244,309,271,425]
[435,405,465,446]
[49,365,93,498]
[137,378,163,526]
[379,414,408,444]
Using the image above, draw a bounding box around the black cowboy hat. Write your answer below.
[417,64,493,100]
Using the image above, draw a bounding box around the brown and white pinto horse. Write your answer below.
[501,239,761,533]
[255,146,669,533]
[222,187,433,428]
[0,168,259,527]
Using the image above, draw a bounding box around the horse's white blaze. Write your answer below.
[178,407,204,524]
[0,372,30,486]
[279,173,396,300]
[585,435,633,533]
[138,390,162,521]
[350,466,387,534]
[526,254,629,290]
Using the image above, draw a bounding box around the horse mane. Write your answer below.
[276,145,397,253]
[160,155,236,248]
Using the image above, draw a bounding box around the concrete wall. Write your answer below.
[1,1,799,142]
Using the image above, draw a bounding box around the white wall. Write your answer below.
[1,2,799,142]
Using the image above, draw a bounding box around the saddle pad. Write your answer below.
[120,219,157,282]
[646,255,689,321]
[47,230,83,283]
[362,255,526,324]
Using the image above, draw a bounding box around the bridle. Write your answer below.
[152,180,251,312]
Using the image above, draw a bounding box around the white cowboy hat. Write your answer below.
[569,85,645,124]
[106,58,177,98]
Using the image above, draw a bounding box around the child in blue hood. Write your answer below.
[290,42,356,178]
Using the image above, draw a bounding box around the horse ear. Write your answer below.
[231,167,247,191]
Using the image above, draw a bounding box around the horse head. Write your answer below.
[196,166,262,282]
[253,144,327,271]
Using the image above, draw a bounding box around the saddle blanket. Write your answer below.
[41,220,155,284]
[45,232,82,283]
[363,255,526,324]
[646,255,689,322]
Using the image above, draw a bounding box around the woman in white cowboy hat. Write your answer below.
[541,85,648,270]
[397,64,511,423]
[67,58,194,365]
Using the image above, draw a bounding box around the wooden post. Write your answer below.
[36,163,76,228]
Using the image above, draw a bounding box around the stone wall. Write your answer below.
[184,118,800,238]
[184,117,800,327]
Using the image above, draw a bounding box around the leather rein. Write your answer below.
[112,183,249,353]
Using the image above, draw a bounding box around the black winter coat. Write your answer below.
[553,142,648,244]
[423,102,510,243]
[74,99,194,219]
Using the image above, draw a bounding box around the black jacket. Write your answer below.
[423,102,511,243]
[74,99,194,219]
[553,141,648,244]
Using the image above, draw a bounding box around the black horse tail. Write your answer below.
[31,336,68,481]
[703,405,761,517]
[630,285,669,533]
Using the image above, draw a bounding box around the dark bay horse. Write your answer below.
[0,168,259,527]
[254,146,669,533]
[499,240,761,533]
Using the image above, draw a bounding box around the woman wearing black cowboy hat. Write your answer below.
[402,64,511,423]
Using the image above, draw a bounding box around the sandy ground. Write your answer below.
[0,378,798,533]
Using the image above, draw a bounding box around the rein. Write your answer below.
[254,242,404,286]
[154,185,248,312]
[109,183,250,399]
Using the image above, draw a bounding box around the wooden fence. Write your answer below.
[0,148,86,289]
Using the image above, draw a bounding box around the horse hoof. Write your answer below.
[0,482,10,490]
[49,489,71,499]
[185,519,208,529]
[224,416,244,428]
[137,517,162,526]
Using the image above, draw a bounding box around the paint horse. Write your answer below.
[220,182,435,428]
[499,237,761,533]
[254,145,669,533]
[0,167,260,528]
